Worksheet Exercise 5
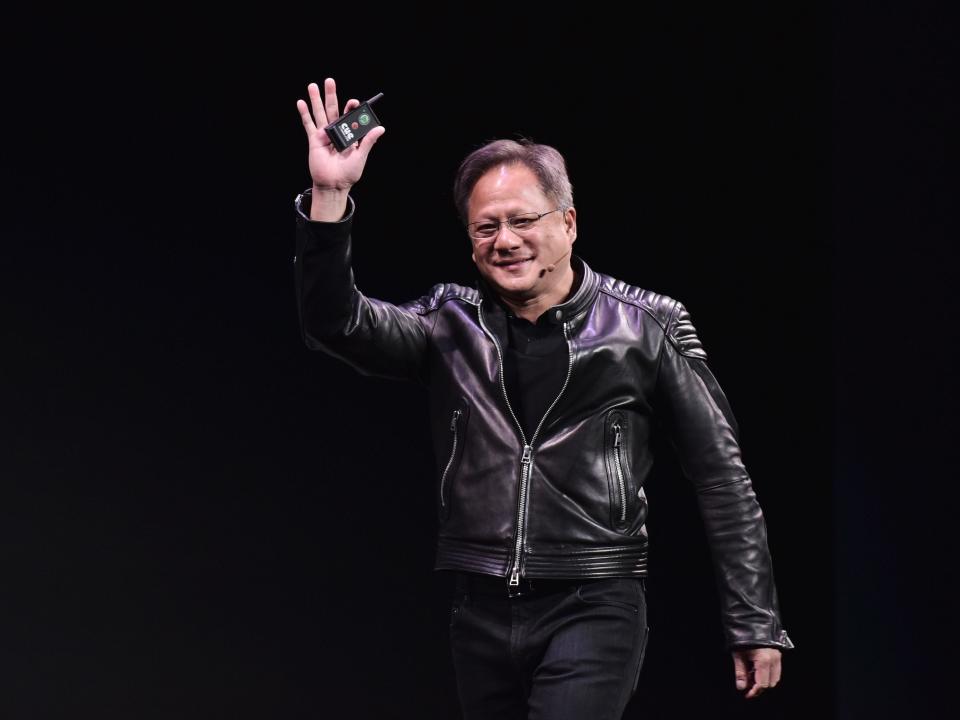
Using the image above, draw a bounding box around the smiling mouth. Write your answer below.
[495,257,534,268]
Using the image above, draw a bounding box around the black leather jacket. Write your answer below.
[294,190,793,650]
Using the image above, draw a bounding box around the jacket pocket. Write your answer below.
[604,411,649,534]
[605,411,630,530]
[439,400,469,520]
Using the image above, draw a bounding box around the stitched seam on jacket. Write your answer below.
[597,286,672,386]
[598,286,672,334]
[597,286,696,360]
[664,298,685,355]
[667,301,707,360]
[414,290,480,316]
[695,476,751,493]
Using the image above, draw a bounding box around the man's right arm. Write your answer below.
[294,188,431,383]
[290,78,430,382]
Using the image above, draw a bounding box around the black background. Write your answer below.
[2,3,955,718]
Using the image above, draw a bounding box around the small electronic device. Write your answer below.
[324,92,384,152]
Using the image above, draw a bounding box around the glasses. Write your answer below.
[466,208,563,242]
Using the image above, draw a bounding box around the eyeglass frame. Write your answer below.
[465,207,566,243]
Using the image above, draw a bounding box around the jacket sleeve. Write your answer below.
[654,300,794,651]
[293,188,433,383]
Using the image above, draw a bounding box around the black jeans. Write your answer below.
[449,572,650,720]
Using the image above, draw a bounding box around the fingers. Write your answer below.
[296,98,316,134]
[353,125,386,160]
[300,81,343,147]
[297,81,385,159]
[770,653,782,687]
[324,77,340,128]
[732,653,749,691]
[745,658,771,699]
[739,648,781,699]
[307,81,328,127]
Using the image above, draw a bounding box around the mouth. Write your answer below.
[494,257,534,269]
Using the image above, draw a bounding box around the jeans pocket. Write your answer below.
[575,578,641,614]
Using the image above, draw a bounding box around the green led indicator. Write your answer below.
[359,113,371,125]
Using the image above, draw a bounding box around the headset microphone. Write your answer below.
[540,248,572,277]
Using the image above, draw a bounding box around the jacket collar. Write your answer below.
[476,255,600,327]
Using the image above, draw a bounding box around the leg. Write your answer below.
[449,588,527,720]
[525,578,649,720]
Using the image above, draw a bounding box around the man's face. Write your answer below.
[467,164,577,301]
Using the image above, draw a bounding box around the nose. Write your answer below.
[492,223,522,252]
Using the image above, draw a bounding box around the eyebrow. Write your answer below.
[472,207,534,222]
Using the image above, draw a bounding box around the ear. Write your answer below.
[564,206,577,244]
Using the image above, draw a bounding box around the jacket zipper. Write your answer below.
[440,409,462,508]
[477,300,573,586]
[612,421,627,524]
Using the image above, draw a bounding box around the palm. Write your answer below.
[304,122,365,188]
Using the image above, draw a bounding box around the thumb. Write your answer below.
[732,653,749,690]
[356,125,386,160]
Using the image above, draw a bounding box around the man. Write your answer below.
[294,78,793,720]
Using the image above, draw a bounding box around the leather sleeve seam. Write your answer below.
[414,292,481,316]
[696,476,752,493]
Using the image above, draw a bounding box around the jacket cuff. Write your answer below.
[294,189,355,266]
[729,628,795,651]
[294,187,356,225]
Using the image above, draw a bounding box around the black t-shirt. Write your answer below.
[502,310,568,441]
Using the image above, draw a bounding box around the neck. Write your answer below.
[497,262,578,323]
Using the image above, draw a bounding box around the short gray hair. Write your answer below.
[452,138,574,223]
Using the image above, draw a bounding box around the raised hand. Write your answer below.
[296,78,385,220]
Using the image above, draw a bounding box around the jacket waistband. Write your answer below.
[435,539,649,579]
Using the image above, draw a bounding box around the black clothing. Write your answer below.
[293,189,792,651]
[501,305,568,439]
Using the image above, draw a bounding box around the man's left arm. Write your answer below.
[654,299,793,697]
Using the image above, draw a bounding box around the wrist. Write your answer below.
[309,186,351,222]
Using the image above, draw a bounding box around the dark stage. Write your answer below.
[3,4,955,718]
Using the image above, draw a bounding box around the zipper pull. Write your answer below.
[450,409,461,430]
[509,569,520,586]
[521,444,533,465]
[613,422,622,448]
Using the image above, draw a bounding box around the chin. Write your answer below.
[492,276,540,299]
[478,261,544,296]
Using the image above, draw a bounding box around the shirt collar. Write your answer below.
[476,255,599,326]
